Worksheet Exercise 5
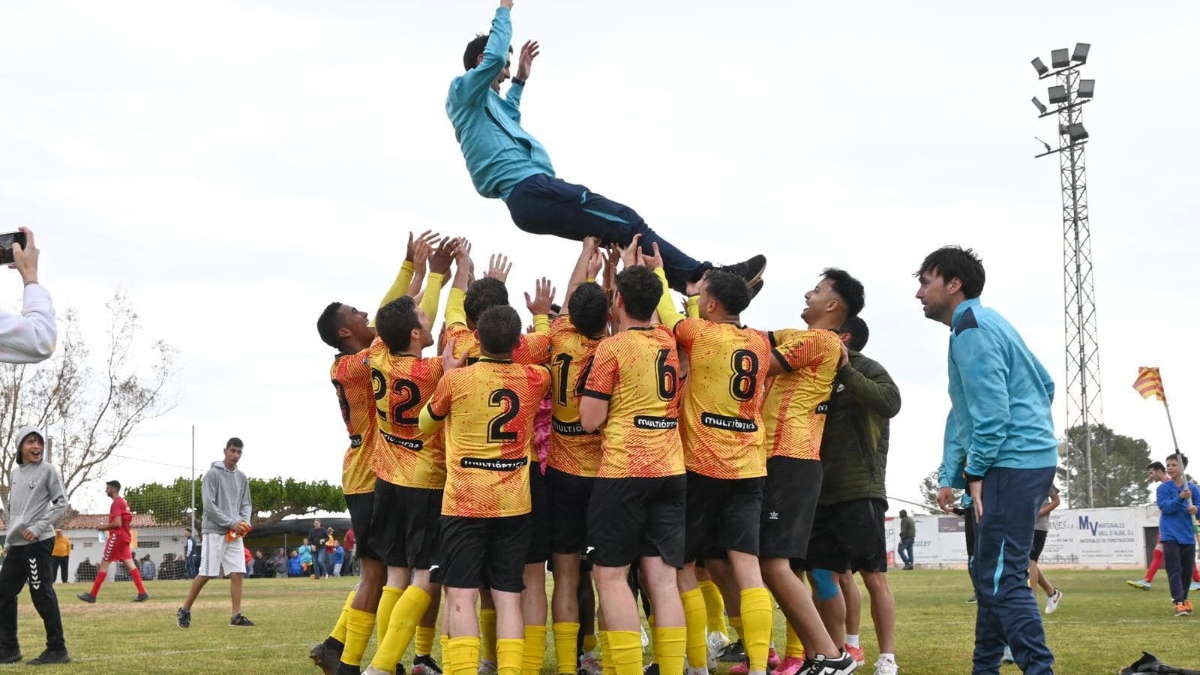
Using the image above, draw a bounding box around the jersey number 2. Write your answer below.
[487,389,521,443]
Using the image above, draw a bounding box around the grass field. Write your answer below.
[7,569,1197,674]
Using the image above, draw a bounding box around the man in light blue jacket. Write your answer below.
[447,0,766,296]
[919,246,1057,675]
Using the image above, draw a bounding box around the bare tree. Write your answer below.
[0,293,177,505]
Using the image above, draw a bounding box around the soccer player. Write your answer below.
[1030,484,1064,614]
[76,480,149,604]
[419,304,552,675]
[757,269,861,675]
[0,426,70,665]
[578,262,688,675]
[447,0,766,295]
[919,246,1057,675]
[362,242,466,675]
[176,437,254,629]
[1157,453,1198,616]
[545,239,608,675]
[310,231,445,675]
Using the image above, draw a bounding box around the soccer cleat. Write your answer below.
[643,664,660,675]
[718,640,746,663]
[478,659,498,675]
[132,593,150,603]
[1174,603,1189,617]
[772,656,807,675]
[730,662,748,675]
[1127,579,1152,591]
[311,642,344,675]
[1185,600,1195,615]
[768,646,780,670]
[579,651,601,675]
[0,649,22,664]
[1044,589,1063,614]
[965,594,977,604]
[76,592,96,604]
[230,612,256,627]
[873,656,898,675]
[717,255,767,288]
[707,631,732,661]
[176,606,191,629]
[1002,646,1015,664]
[26,649,70,666]
[412,655,441,675]
[845,644,865,666]
[641,625,650,648]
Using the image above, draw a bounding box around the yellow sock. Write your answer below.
[680,588,708,670]
[378,586,405,645]
[331,589,357,643]
[341,608,378,667]
[552,623,581,675]
[523,625,547,675]
[599,631,613,675]
[647,615,656,665]
[654,626,686,675]
[497,637,525,675]
[729,616,742,642]
[740,588,773,672]
[481,609,498,662]
[606,630,643,675]
[450,637,481,675]
[582,634,597,654]
[698,580,727,636]
[417,625,437,657]
[371,586,433,673]
[785,621,804,659]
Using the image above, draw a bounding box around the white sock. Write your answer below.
[880,653,895,663]
[846,634,860,648]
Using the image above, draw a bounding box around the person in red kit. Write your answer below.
[77,480,149,603]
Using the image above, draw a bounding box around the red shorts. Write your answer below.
[103,534,132,562]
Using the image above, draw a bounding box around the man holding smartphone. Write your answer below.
[0,227,55,365]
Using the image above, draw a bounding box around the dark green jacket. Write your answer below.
[818,350,901,505]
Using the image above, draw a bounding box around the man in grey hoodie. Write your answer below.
[0,426,69,665]
[175,437,255,629]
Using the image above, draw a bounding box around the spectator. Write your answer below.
[183,527,200,580]
[332,542,345,577]
[344,527,357,576]
[288,550,303,578]
[140,555,157,582]
[244,546,254,578]
[898,510,916,570]
[0,228,57,366]
[75,558,97,583]
[321,527,336,580]
[298,540,314,576]
[307,519,327,577]
[273,548,288,579]
[51,529,71,584]
[1159,453,1198,617]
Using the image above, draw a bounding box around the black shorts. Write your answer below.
[1031,529,1048,562]
[370,479,444,570]
[546,466,596,555]
[526,463,551,565]
[439,515,530,593]
[346,492,380,561]
[804,498,888,574]
[759,457,822,560]
[684,472,763,562]
[587,475,686,569]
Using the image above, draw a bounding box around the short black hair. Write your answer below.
[568,283,609,338]
[464,277,509,325]
[615,266,663,322]
[704,271,751,316]
[899,509,908,518]
[477,305,522,355]
[106,480,121,491]
[226,437,244,449]
[915,246,986,299]
[839,315,870,352]
[462,34,513,71]
[823,268,865,317]
[1167,452,1189,469]
[317,302,345,349]
[376,297,421,352]
[1147,461,1167,472]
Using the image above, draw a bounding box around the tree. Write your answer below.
[0,293,177,505]
[125,476,346,526]
[918,469,955,514]
[1061,423,1153,508]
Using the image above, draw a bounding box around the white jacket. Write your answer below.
[0,283,56,364]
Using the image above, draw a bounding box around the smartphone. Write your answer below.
[0,231,28,266]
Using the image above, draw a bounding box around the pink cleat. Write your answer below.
[845,644,865,666]
[771,656,807,675]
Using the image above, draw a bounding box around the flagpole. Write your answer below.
[1163,400,1180,453]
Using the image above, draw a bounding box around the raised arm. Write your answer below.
[504,40,540,117]
[451,2,515,105]
[562,238,601,311]
[445,241,474,327]
[420,238,457,322]
[377,231,440,318]
[0,227,56,363]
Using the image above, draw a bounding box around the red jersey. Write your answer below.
[110,496,133,543]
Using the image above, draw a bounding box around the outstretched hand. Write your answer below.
[637,242,664,271]
[618,234,643,270]
[488,253,512,282]
[515,40,540,82]
[406,230,440,263]
[526,277,557,316]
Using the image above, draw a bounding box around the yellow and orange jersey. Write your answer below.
[673,318,773,479]
[762,328,843,461]
[547,317,603,477]
[330,344,381,495]
[428,359,551,518]
[444,322,551,366]
[368,340,447,489]
[582,326,685,479]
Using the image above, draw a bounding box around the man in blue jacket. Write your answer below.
[1157,453,1198,616]
[447,0,766,296]
[918,246,1057,675]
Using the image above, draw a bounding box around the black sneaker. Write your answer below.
[335,664,361,675]
[717,639,746,662]
[0,649,21,664]
[642,664,659,675]
[176,606,191,629]
[230,613,255,627]
[412,654,441,675]
[748,278,764,300]
[716,255,767,287]
[76,592,96,604]
[132,593,150,602]
[801,651,855,675]
[27,649,70,666]
[311,642,342,675]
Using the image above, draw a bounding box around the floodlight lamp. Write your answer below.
[1047,85,1069,105]
[1032,97,1047,114]
[1078,79,1095,99]
[1066,123,1088,143]
[1031,57,1049,76]
[1051,48,1070,69]
[1072,43,1090,64]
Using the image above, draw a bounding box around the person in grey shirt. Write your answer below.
[0,426,70,665]
[0,228,55,365]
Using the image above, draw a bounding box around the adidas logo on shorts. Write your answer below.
[768,511,780,520]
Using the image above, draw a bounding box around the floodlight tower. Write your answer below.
[1031,43,1103,508]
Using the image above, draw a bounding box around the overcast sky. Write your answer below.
[2,1,1197,515]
